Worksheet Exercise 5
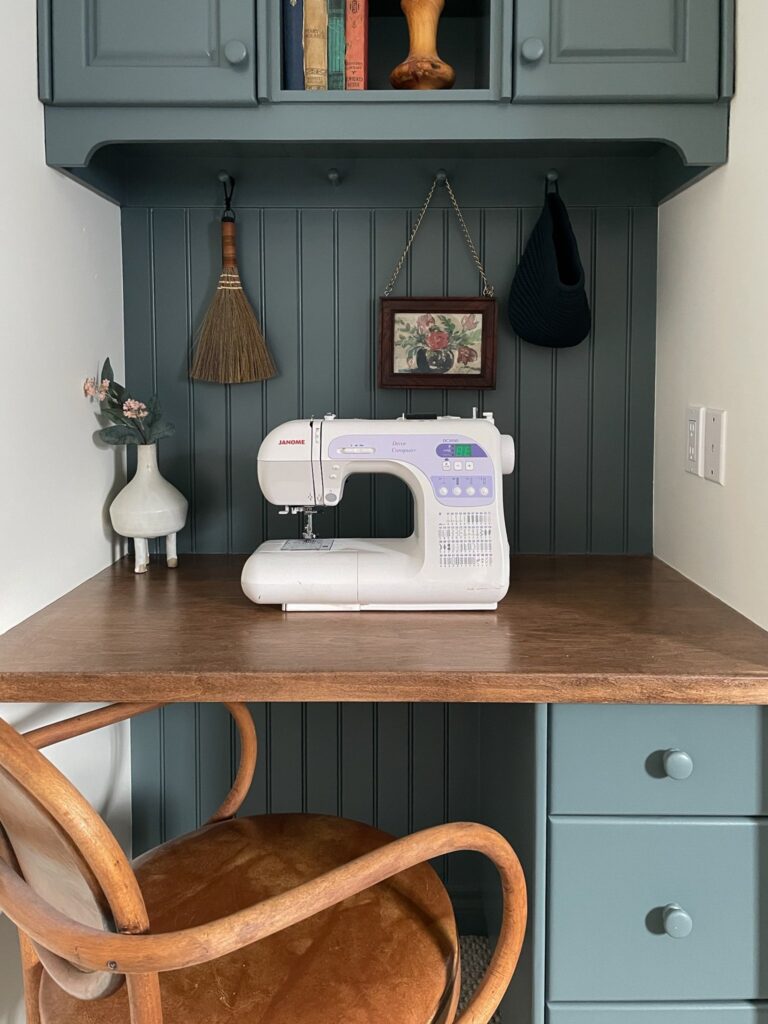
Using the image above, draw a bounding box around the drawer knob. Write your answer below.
[663,903,693,938]
[224,40,249,65]
[521,37,545,63]
[663,748,694,780]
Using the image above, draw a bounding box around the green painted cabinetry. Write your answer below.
[547,706,768,1023]
[46,0,725,107]
[50,0,257,105]
[515,0,721,102]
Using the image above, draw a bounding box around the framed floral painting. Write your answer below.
[378,297,497,389]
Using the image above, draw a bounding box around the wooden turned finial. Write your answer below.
[390,0,455,90]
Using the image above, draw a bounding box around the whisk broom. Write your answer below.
[190,174,277,384]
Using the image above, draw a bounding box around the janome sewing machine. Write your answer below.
[241,413,515,611]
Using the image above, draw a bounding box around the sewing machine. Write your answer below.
[241,413,515,611]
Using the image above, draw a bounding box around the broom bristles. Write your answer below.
[190,270,277,384]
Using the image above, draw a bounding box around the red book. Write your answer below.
[345,0,367,90]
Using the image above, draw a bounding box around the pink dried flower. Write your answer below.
[461,313,478,332]
[83,377,110,401]
[123,399,148,419]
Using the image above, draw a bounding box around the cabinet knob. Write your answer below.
[663,903,693,938]
[224,40,248,65]
[663,748,694,780]
[521,37,545,63]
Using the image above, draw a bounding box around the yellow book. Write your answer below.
[304,0,328,90]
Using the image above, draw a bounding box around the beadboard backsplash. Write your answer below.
[122,197,656,555]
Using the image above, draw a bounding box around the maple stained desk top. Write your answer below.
[1,555,768,704]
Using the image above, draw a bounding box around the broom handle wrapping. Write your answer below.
[221,219,238,270]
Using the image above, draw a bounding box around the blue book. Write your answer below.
[283,0,305,90]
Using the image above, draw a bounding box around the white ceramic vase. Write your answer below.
[109,444,188,574]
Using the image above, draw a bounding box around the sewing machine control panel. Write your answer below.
[327,434,495,507]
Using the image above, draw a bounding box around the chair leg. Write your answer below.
[18,933,42,1024]
[127,973,163,1024]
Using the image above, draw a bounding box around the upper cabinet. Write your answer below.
[50,0,257,105]
[515,0,721,102]
[38,0,734,192]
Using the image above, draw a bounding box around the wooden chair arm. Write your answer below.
[0,821,526,1022]
[23,702,257,823]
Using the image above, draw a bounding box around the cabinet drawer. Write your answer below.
[549,706,768,815]
[549,1005,768,1023]
[548,818,768,1001]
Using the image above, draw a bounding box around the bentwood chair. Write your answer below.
[0,702,526,1024]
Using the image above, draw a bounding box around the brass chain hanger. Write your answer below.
[383,175,495,298]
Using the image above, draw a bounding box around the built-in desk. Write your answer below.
[3,556,768,1024]
[1,554,768,703]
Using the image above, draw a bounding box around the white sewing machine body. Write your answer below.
[241,414,515,611]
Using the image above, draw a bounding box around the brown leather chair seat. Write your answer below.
[40,814,460,1024]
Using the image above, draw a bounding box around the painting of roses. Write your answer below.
[379,297,497,389]
[393,311,483,375]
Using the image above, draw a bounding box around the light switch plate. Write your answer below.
[685,405,705,476]
[704,408,726,485]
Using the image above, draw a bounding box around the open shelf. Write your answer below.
[278,0,494,95]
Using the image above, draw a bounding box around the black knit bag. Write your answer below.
[508,183,591,348]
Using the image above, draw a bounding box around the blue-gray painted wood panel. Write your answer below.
[548,818,768,1002]
[548,1006,768,1023]
[514,0,720,102]
[122,199,656,556]
[52,0,257,105]
[549,705,768,816]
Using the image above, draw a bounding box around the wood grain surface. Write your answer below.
[1,556,768,704]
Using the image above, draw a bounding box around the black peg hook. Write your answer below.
[218,171,236,219]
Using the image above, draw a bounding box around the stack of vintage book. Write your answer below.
[283,0,368,90]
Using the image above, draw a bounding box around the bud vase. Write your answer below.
[109,444,188,574]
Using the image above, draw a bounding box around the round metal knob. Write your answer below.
[663,903,693,938]
[521,37,545,63]
[224,40,248,65]
[663,748,694,780]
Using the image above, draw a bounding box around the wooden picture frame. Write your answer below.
[378,296,497,389]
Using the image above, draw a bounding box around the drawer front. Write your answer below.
[549,706,768,815]
[549,1005,768,1023]
[548,818,768,1001]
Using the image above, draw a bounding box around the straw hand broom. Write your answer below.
[190,175,277,384]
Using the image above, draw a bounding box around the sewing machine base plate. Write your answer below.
[283,602,499,612]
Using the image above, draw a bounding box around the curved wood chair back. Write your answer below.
[0,716,150,1000]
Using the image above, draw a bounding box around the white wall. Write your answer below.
[0,1,129,1021]
[0,9,126,635]
[654,1,768,630]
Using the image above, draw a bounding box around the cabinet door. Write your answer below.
[514,0,720,102]
[52,0,256,105]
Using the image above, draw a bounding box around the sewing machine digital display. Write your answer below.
[435,443,487,459]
